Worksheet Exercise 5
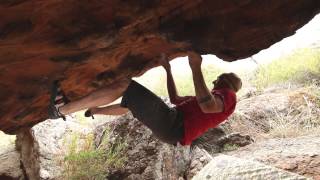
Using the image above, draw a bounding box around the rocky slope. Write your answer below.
[15,117,95,180]
[2,90,320,179]
[228,136,320,179]
[0,142,25,180]
[1,0,320,134]
[6,113,216,180]
[92,112,254,179]
[5,115,319,180]
[94,114,191,180]
[192,155,310,180]
[5,111,252,179]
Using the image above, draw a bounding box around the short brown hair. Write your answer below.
[219,73,242,92]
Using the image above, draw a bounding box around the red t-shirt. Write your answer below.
[173,88,236,145]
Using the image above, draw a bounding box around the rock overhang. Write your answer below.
[0,0,319,134]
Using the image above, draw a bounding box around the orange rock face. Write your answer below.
[0,0,319,134]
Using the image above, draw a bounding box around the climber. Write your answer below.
[49,52,242,145]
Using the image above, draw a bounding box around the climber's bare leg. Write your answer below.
[59,79,130,115]
[90,104,129,116]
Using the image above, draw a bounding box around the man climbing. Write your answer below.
[49,52,242,145]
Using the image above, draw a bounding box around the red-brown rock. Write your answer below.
[0,0,319,134]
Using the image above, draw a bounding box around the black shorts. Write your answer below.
[120,80,184,145]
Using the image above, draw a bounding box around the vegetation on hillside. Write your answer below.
[252,48,320,138]
[253,48,320,89]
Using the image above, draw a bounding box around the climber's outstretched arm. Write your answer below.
[188,52,224,113]
[160,54,190,104]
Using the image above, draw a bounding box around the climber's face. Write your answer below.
[213,73,242,92]
[212,74,224,89]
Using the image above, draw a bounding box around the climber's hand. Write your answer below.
[159,53,171,70]
[188,51,202,69]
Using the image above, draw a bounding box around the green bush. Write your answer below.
[223,143,240,152]
[62,132,127,180]
[253,48,320,89]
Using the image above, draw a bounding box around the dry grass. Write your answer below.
[224,111,270,140]
[225,85,320,139]
[60,131,127,180]
[268,86,320,138]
